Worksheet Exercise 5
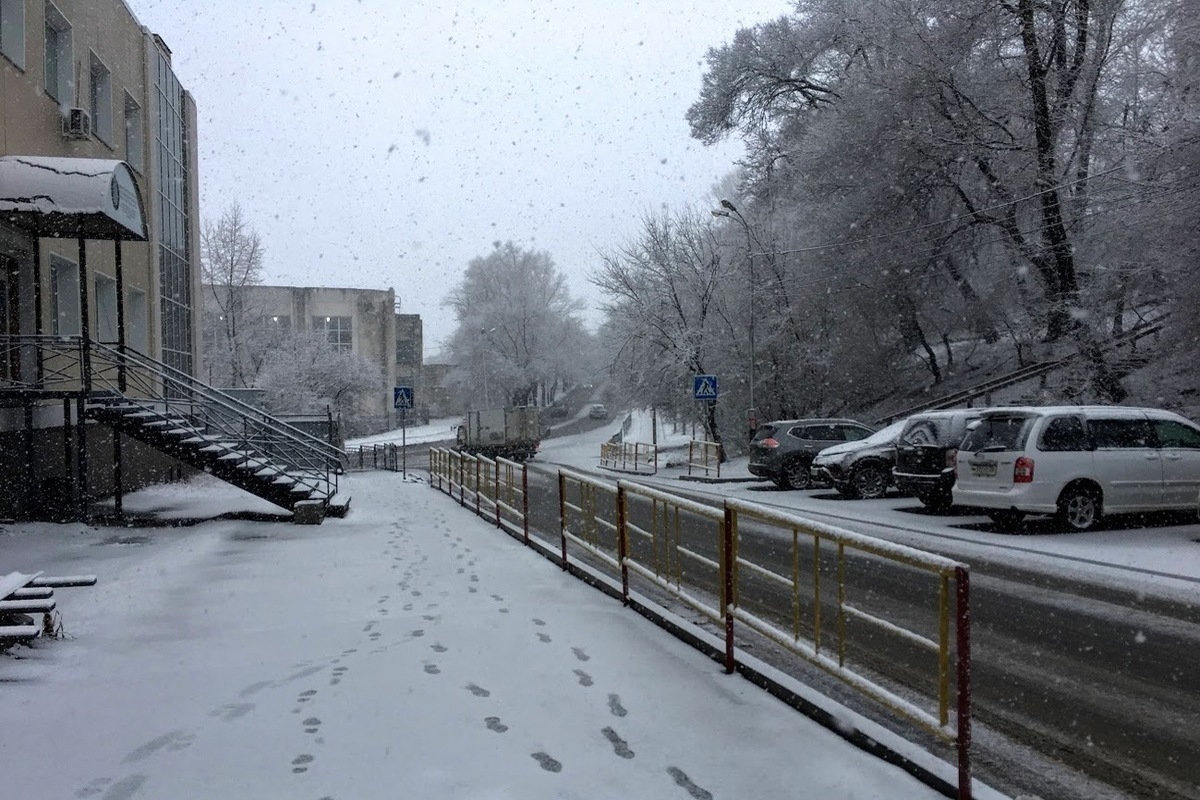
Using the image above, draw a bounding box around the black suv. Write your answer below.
[809,419,908,499]
[749,419,875,489]
[892,410,982,510]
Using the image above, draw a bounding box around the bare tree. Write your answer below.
[201,202,265,387]
[595,209,739,455]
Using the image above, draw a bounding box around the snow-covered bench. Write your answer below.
[0,571,97,647]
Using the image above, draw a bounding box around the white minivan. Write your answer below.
[952,405,1200,531]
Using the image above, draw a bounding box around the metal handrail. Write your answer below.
[1,335,343,501]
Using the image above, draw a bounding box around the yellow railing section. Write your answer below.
[686,439,722,477]
[552,470,971,797]
[599,441,657,473]
[724,498,963,741]
[429,447,529,542]
[428,457,973,800]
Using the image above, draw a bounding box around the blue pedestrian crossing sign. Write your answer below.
[393,386,414,410]
[693,374,719,400]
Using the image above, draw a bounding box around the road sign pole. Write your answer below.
[402,408,407,478]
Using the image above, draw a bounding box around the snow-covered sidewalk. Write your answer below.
[0,472,981,799]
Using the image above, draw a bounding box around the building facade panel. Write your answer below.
[0,0,201,519]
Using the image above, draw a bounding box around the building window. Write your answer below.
[89,51,112,143]
[128,288,148,352]
[155,49,193,379]
[95,274,117,343]
[312,315,353,352]
[0,0,25,69]
[124,93,143,171]
[44,3,71,102]
[50,255,81,337]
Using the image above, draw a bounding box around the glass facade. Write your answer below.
[154,50,193,377]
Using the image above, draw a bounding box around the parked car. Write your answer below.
[810,419,908,499]
[749,418,875,489]
[588,404,608,419]
[953,405,1200,531]
[893,410,983,510]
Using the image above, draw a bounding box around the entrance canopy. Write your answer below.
[0,156,147,241]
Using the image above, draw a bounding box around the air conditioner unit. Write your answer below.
[62,108,92,139]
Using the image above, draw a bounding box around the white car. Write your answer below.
[952,405,1200,531]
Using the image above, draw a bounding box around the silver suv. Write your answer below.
[749,418,875,489]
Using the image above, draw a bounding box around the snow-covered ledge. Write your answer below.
[0,156,146,241]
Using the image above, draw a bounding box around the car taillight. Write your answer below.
[1014,456,1034,483]
[945,448,958,469]
[758,437,780,449]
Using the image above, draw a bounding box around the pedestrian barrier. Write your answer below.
[429,447,529,543]
[427,456,974,800]
[686,439,721,477]
[554,470,972,800]
[598,441,657,474]
[345,443,404,472]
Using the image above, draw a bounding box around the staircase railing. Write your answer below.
[0,335,344,503]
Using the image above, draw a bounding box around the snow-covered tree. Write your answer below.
[443,241,590,409]
[201,202,265,388]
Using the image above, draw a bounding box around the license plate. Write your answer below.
[969,461,997,477]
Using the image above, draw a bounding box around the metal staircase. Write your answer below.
[1,335,344,517]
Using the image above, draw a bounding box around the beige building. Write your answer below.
[1,0,202,519]
[202,284,425,431]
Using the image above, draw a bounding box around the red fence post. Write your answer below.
[558,471,568,570]
[956,565,972,800]
[722,503,735,674]
[521,463,530,545]
[458,454,466,507]
[494,461,502,528]
[617,483,629,605]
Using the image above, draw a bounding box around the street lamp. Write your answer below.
[711,200,757,439]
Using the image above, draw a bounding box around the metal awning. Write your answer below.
[0,156,147,241]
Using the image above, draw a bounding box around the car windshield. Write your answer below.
[861,420,907,446]
[960,415,1036,453]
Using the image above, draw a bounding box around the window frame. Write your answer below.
[123,92,143,171]
[127,287,148,352]
[0,0,26,70]
[43,2,72,102]
[49,254,81,337]
[89,50,113,144]
[312,315,353,352]
[94,272,118,344]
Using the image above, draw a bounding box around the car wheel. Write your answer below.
[851,464,888,499]
[987,510,1026,529]
[1057,485,1101,532]
[780,460,811,490]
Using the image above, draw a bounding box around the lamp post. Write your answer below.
[711,199,757,440]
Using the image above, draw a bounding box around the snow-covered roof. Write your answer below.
[0,156,147,241]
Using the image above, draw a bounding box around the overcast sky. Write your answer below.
[130,0,792,355]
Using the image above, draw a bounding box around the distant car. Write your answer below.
[748,418,875,489]
[953,405,1200,531]
[810,419,908,499]
[892,410,983,510]
[588,404,608,419]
